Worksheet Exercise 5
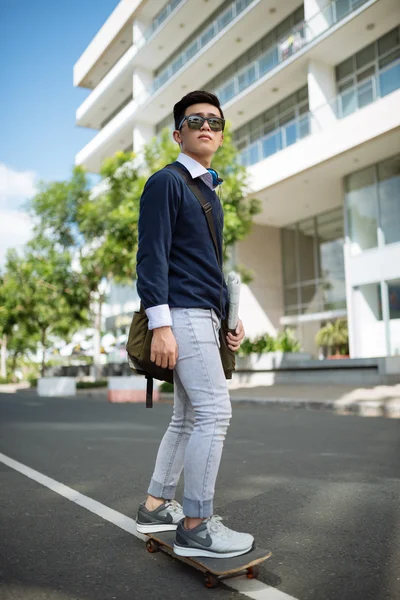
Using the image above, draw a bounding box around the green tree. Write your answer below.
[29,168,104,377]
[4,245,89,377]
[28,126,261,377]
[0,271,16,379]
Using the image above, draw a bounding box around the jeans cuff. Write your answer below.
[148,478,176,500]
[183,496,213,518]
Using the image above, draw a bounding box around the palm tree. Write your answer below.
[315,319,348,357]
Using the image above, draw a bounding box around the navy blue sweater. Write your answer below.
[136,162,228,320]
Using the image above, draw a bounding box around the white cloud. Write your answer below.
[0,164,37,266]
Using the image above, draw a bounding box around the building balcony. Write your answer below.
[75,0,299,171]
[239,59,400,167]
[247,84,400,229]
[222,0,397,130]
[75,99,137,172]
[76,0,397,172]
[76,0,218,129]
[132,0,300,123]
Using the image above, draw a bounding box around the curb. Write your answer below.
[159,393,400,418]
[229,396,400,418]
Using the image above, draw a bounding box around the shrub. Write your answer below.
[159,381,174,393]
[239,329,301,356]
[76,380,107,389]
[276,328,301,352]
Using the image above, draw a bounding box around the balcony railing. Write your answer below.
[133,0,370,110]
[215,0,369,105]
[238,59,400,167]
[215,21,307,104]
[144,0,185,42]
[152,0,254,93]
[306,0,369,37]
[238,112,312,167]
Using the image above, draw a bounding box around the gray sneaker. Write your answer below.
[173,515,254,558]
[136,500,184,533]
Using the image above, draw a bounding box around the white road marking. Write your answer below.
[0,452,300,600]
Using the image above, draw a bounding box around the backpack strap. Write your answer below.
[145,375,153,409]
[165,164,221,268]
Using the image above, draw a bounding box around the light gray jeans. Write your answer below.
[147,308,232,518]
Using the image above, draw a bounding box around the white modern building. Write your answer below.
[74,0,400,359]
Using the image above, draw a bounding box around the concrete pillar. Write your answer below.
[133,122,154,155]
[304,0,333,40]
[133,17,151,48]
[307,59,337,133]
[236,224,284,338]
[133,67,153,104]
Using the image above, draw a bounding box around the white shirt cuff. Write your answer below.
[145,304,172,330]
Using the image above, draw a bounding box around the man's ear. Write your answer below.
[173,130,182,146]
[220,133,224,147]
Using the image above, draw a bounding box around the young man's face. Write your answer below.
[173,102,224,160]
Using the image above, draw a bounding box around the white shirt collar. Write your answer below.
[176,152,215,190]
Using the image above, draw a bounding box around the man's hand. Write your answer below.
[151,326,179,370]
[227,319,245,352]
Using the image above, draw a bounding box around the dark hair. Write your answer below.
[173,90,224,130]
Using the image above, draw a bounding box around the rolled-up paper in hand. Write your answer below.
[227,271,241,333]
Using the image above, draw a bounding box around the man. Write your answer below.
[135,90,254,558]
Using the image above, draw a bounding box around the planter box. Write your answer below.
[38,377,76,397]
[237,352,312,371]
[108,376,160,403]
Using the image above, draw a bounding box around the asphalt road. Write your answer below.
[0,391,399,600]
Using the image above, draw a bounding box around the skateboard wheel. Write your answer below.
[204,573,219,588]
[146,539,160,553]
[246,566,260,579]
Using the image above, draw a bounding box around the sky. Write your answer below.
[0,0,120,265]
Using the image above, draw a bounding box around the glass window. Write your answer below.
[284,287,299,308]
[356,65,375,82]
[201,25,215,47]
[355,43,375,70]
[259,47,278,76]
[336,57,353,81]
[379,47,400,69]
[262,131,282,158]
[298,114,310,138]
[346,166,379,253]
[388,279,400,320]
[300,283,319,313]
[357,79,375,109]
[248,144,260,165]
[378,27,399,57]
[283,121,297,147]
[378,155,400,245]
[282,209,346,318]
[281,226,297,287]
[317,209,346,312]
[335,0,350,21]
[340,88,357,117]
[388,278,400,355]
[298,219,316,283]
[379,60,400,97]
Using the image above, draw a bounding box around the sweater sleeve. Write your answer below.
[136,170,181,313]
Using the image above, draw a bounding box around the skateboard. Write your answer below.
[145,530,272,588]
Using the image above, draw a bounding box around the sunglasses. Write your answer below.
[178,114,225,132]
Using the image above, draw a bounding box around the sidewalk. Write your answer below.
[228,383,400,418]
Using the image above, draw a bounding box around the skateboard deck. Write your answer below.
[145,530,272,588]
